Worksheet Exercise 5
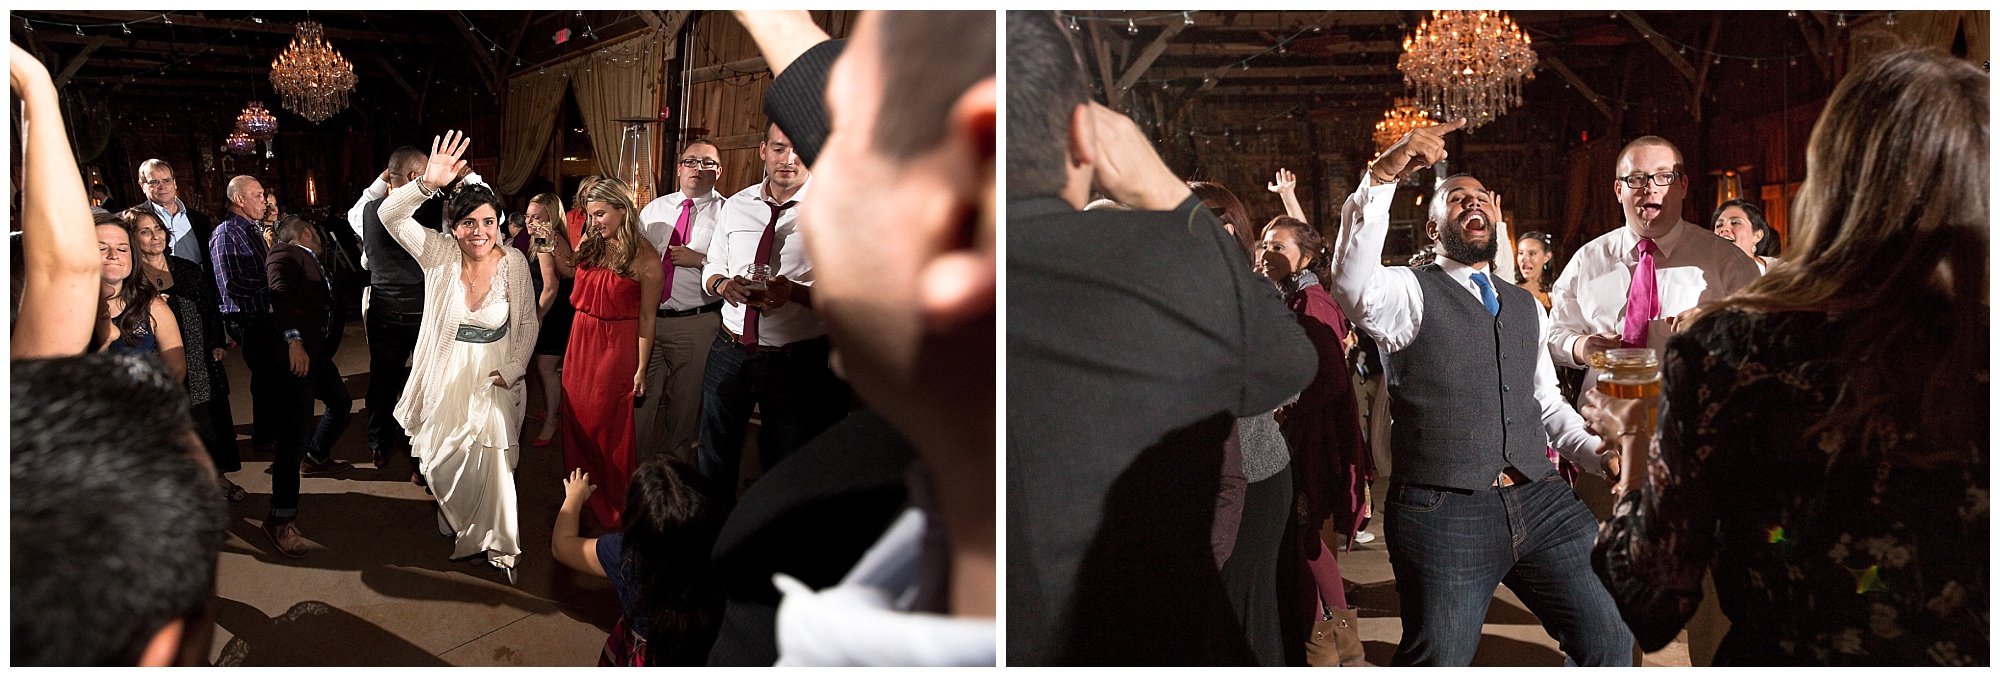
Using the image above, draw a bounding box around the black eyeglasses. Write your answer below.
[143,178,176,188]
[1617,171,1682,189]
[678,158,720,170]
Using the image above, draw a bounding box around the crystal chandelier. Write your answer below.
[236,101,278,139]
[224,130,258,156]
[1396,10,1538,131]
[1372,97,1437,154]
[269,22,357,124]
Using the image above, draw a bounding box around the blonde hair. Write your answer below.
[573,177,642,276]
[528,192,567,246]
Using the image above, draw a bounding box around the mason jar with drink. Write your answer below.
[741,263,773,308]
[1588,347,1660,494]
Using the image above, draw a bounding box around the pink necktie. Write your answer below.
[739,200,796,349]
[1621,237,1660,349]
[661,199,693,305]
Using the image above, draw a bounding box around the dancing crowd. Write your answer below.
[1009,11,1985,667]
[13,10,994,667]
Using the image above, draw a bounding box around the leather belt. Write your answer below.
[719,324,825,354]
[454,323,508,344]
[657,300,724,318]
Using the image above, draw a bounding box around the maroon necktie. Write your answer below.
[661,198,694,305]
[739,199,796,348]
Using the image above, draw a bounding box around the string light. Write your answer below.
[1127,18,1137,35]
[1183,12,1193,27]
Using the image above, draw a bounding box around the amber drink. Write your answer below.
[1592,348,1661,399]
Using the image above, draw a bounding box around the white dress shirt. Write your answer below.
[148,199,202,264]
[1546,217,1761,386]
[1330,178,1607,474]
[703,177,822,346]
[772,508,998,666]
[637,189,725,311]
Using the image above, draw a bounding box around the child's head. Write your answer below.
[620,455,724,663]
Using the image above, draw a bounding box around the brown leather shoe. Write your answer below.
[263,517,309,558]
[372,448,388,470]
[300,458,354,477]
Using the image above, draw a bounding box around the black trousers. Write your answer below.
[696,333,851,503]
[365,305,423,460]
[225,312,283,446]
[1223,464,1293,667]
[189,400,241,475]
[272,353,350,517]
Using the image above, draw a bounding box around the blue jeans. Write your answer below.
[696,331,850,501]
[1384,471,1634,666]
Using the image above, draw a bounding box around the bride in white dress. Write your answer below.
[377,130,538,581]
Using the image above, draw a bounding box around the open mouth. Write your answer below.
[1461,212,1488,234]
[1639,203,1663,220]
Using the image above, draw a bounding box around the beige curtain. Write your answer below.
[571,34,662,203]
[496,66,574,196]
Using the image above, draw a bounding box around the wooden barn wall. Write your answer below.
[678,10,857,197]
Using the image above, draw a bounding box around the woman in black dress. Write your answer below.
[525,192,576,446]
[1587,49,1988,665]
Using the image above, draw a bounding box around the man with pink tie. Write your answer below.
[636,139,728,464]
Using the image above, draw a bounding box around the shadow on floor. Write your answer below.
[212,598,449,667]
[1360,634,1568,666]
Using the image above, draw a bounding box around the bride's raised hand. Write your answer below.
[420,130,471,191]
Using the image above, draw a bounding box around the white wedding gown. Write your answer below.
[410,281,523,570]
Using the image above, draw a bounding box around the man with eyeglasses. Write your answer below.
[138,159,217,273]
[633,140,728,464]
[1547,136,1759,393]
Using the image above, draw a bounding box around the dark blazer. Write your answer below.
[704,409,914,666]
[265,242,333,360]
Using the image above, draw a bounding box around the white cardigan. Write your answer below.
[377,180,539,433]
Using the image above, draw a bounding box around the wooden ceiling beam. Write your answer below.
[1152,64,1398,80]
[1163,40,1402,56]
[1540,55,1617,122]
[31,32,264,58]
[444,12,503,96]
[1618,11,1701,86]
[1113,22,1188,93]
[51,36,110,89]
[21,10,437,44]
[1185,11,1404,30]
[1205,83,1400,97]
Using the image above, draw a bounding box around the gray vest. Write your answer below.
[1384,264,1552,490]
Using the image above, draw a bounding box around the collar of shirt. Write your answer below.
[755,174,813,205]
[1434,252,1498,303]
[150,198,187,218]
[771,507,997,666]
[1611,218,1693,261]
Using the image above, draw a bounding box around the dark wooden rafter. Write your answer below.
[504,11,535,76]
[445,12,503,96]
[1794,13,1832,78]
[25,10,435,43]
[1619,11,1700,86]
[1163,40,1401,57]
[32,32,263,58]
[1153,64,1397,80]
[1690,14,1724,122]
[655,10,692,51]
[1541,55,1617,122]
[364,43,422,106]
[1087,19,1121,107]
[51,36,111,89]
[687,57,767,85]
[1112,21,1189,93]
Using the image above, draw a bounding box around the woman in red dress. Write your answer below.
[561,177,662,529]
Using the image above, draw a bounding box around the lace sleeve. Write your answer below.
[500,249,538,387]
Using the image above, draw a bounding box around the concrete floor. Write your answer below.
[208,319,1694,666]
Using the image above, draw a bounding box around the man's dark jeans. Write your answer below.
[365,306,423,461]
[272,354,350,518]
[1384,469,1634,666]
[225,312,283,446]
[696,331,850,503]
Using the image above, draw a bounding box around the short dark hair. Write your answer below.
[1710,198,1780,257]
[11,353,224,666]
[445,183,506,230]
[872,11,995,160]
[1006,11,1091,201]
[386,146,428,178]
[270,215,314,244]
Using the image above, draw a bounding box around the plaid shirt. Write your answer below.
[210,213,270,315]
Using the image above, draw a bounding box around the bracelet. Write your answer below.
[414,181,438,199]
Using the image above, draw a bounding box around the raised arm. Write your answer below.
[11,44,104,358]
[377,131,473,268]
[1266,168,1307,223]
[732,11,830,78]
[1330,119,1465,352]
[1490,193,1517,284]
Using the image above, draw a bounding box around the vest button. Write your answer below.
[1502,385,1511,392]
[1506,417,1516,425]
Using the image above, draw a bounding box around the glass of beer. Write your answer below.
[1592,348,1660,399]
[742,263,773,307]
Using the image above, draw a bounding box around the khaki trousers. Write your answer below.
[635,308,721,464]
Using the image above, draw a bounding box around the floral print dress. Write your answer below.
[1592,308,1988,665]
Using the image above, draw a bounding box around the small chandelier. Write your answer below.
[223,129,258,156]
[1397,10,1538,131]
[236,101,278,139]
[1373,97,1437,155]
[269,21,357,124]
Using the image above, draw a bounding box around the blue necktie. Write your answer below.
[1469,272,1500,317]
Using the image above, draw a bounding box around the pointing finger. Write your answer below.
[1435,117,1469,134]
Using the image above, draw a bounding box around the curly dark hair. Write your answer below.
[445,183,507,231]
[1514,230,1556,293]
[1709,199,1779,257]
